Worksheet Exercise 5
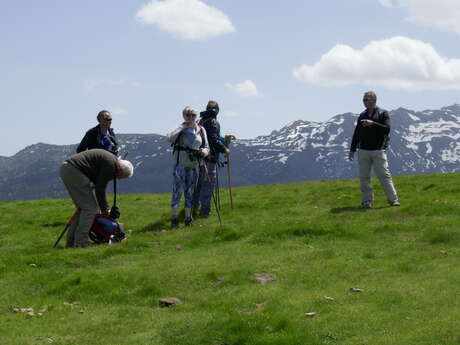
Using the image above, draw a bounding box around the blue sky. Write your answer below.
[2,0,460,156]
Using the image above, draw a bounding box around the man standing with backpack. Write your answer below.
[348,91,400,208]
[192,100,230,218]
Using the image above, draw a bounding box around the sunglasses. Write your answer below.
[102,118,112,121]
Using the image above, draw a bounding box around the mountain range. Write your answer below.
[1,104,460,201]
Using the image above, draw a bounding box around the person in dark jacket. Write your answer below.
[77,110,118,154]
[59,149,133,247]
[192,100,230,217]
[348,91,399,208]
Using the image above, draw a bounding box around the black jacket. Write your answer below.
[199,110,227,162]
[350,107,390,152]
[77,125,118,155]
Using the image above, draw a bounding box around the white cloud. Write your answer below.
[225,80,259,97]
[136,0,235,40]
[378,0,396,7]
[293,36,460,91]
[221,110,240,118]
[377,0,460,35]
[109,107,129,116]
[84,79,141,92]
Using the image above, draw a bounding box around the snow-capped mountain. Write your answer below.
[1,105,460,201]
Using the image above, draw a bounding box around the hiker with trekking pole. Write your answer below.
[57,149,134,248]
[192,101,231,219]
[167,107,209,229]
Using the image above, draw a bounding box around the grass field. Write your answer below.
[1,173,460,345]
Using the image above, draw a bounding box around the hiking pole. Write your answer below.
[203,162,222,226]
[53,208,79,248]
[215,163,221,211]
[226,155,234,209]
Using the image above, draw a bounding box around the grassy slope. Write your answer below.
[1,173,460,345]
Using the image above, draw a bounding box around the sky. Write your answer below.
[2,0,460,156]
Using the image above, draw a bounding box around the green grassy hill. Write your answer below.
[1,173,460,345]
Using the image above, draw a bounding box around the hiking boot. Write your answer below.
[171,217,179,230]
[389,200,400,207]
[362,201,373,209]
[185,217,193,227]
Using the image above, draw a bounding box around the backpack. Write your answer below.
[89,213,126,244]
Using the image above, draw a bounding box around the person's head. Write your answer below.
[206,100,219,115]
[97,110,112,129]
[182,106,198,125]
[363,91,377,111]
[116,159,134,179]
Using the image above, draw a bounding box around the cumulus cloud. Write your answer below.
[136,0,235,40]
[377,0,460,35]
[293,36,460,90]
[225,80,259,97]
[84,79,141,92]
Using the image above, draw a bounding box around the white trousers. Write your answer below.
[357,149,398,204]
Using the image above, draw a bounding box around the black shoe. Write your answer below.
[171,217,179,229]
[199,213,210,219]
[362,201,373,209]
[185,217,193,227]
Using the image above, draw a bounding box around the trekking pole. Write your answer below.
[53,208,79,248]
[226,155,234,210]
[203,163,222,226]
[215,164,221,211]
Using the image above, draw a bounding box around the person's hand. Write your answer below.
[198,148,206,157]
[109,206,121,219]
[348,151,354,161]
[102,208,110,216]
[361,119,373,127]
[224,148,231,156]
[224,134,236,146]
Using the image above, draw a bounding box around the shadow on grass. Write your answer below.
[139,219,170,232]
[330,205,391,213]
[42,221,66,228]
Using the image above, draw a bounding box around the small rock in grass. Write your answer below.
[255,274,277,284]
[150,242,163,246]
[158,297,183,308]
[324,296,334,301]
[440,250,448,255]
[305,312,316,317]
[255,302,266,310]
[217,276,225,281]
[175,245,183,251]
[350,287,363,292]
[29,264,37,267]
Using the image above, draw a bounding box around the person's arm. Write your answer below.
[207,121,227,154]
[371,110,391,134]
[167,125,185,144]
[200,128,210,157]
[350,116,362,154]
[76,131,91,153]
[109,128,119,155]
[94,164,115,214]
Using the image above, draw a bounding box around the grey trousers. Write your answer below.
[59,162,98,247]
[357,149,398,204]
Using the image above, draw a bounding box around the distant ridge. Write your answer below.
[1,105,460,201]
